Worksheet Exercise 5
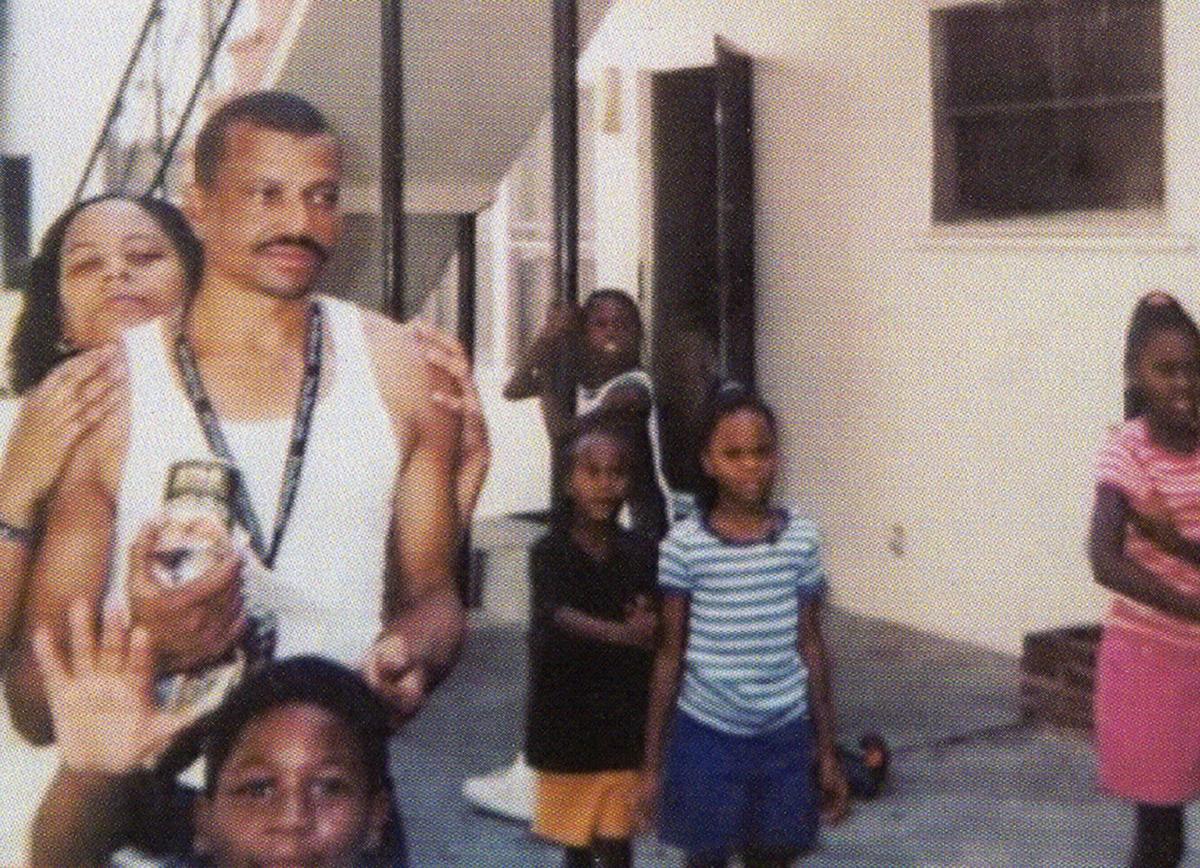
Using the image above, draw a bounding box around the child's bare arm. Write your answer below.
[543,382,651,446]
[799,599,837,754]
[552,597,656,650]
[636,593,688,828]
[1126,506,1200,567]
[503,304,575,401]
[799,598,849,823]
[1091,483,1200,622]
[32,769,133,866]
[31,603,201,864]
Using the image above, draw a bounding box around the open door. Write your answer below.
[715,37,755,389]
[646,40,756,497]
[649,66,718,495]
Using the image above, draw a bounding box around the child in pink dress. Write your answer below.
[1090,292,1200,868]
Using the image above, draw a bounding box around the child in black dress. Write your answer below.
[526,423,658,868]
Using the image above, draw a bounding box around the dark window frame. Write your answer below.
[930,0,1164,225]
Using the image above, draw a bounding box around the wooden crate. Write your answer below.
[1019,624,1101,731]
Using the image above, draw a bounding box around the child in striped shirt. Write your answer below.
[1090,292,1200,868]
[638,386,848,867]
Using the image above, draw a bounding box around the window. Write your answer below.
[931,0,1163,223]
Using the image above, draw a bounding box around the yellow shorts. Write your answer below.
[532,769,639,847]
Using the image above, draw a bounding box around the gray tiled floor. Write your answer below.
[390,609,1172,867]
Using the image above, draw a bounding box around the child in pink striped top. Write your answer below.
[1090,292,1200,868]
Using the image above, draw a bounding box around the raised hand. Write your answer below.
[0,345,125,527]
[33,599,201,773]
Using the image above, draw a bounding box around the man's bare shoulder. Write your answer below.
[357,311,466,462]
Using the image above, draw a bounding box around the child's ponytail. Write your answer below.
[1123,292,1200,420]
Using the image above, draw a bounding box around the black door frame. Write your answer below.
[714,36,756,390]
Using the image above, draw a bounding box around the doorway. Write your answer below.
[647,37,755,496]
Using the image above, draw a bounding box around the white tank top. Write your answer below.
[577,368,674,527]
[111,295,401,665]
[221,415,292,533]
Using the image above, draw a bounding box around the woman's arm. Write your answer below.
[636,592,688,828]
[0,348,125,655]
[799,598,849,823]
[1090,483,1200,622]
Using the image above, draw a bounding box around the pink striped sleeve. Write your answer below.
[1095,423,1151,502]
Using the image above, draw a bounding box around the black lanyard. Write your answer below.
[174,302,323,568]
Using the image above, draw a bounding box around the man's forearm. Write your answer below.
[381,587,465,687]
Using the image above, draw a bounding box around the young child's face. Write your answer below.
[582,297,639,373]
[568,434,631,524]
[702,408,778,508]
[196,702,388,867]
[1133,327,1200,433]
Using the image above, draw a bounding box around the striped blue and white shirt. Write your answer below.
[659,510,826,736]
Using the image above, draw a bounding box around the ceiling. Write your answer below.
[275,0,613,214]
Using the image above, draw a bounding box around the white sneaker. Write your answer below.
[461,753,535,822]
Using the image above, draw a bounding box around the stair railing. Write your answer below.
[73,0,245,202]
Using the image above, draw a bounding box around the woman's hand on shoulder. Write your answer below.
[0,345,125,526]
[411,321,490,524]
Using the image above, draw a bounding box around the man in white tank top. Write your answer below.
[7,92,469,744]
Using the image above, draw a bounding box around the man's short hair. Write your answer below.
[200,656,392,796]
[193,90,333,188]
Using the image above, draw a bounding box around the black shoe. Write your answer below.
[858,732,890,787]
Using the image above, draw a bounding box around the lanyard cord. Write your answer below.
[173,302,324,568]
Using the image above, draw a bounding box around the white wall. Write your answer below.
[583,0,1200,654]
[0,1,150,241]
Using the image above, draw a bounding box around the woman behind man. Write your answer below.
[0,193,201,862]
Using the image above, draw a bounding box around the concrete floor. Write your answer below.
[389,609,1179,867]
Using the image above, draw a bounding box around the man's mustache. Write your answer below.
[254,235,330,263]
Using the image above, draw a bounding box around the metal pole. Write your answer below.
[552,0,578,310]
[456,214,476,356]
[147,0,244,195]
[381,0,405,320]
[455,212,478,605]
[547,0,580,514]
[74,0,163,202]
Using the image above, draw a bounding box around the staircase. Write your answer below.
[75,0,302,203]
